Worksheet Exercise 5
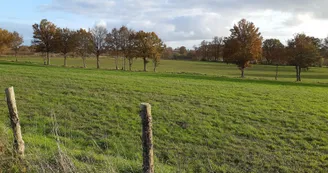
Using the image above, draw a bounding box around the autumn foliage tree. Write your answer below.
[0,28,14,54]
[54,28,76,67]
[287,33,321,81]
[32,19,57,65]
[135,31,164,71]
[75,29,93,68]
[262,39,286,80]
[223,19,263,78]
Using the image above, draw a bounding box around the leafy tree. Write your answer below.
[148,33,165,72]
[135,31,164,71]
[54,28,76,67]
[179,46,187,56]
[0,28,14,54]
[262,39,286,80]
[211,36,223,61]
[223,19,263,78]
[90,25,108,69]
[106,28,120,70]
[162,47,173,59]
[135,31,150,71]
[32,19,57,65]
[75,29,93,68]
[11,31,23,61]
[287,33,321,81]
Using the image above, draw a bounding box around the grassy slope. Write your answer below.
[0,61,328,172]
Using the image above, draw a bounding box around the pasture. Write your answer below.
[0,58,328,172]
[1,56,328,83]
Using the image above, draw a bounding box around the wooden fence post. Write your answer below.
[139,103,154,173]
[5,86,25,159]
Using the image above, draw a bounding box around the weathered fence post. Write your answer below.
[5,86,25,159]
[139,103,154,173]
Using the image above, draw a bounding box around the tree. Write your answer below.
[211,36,223,61]
[106,28,120,70]
[90,25,108,69]
[223,19,263,78]
[11,31,23,61]
[54,28,76,67]
[125,30,137,71]
[262,39,286,80]
[75,29,93,68]
[135,31,150,71]
[179,46,187,56]
[0,28,14,54]
[119,26,130,70]
[32,19,57,65]
[287,33,321,81]
[148,33,165,72]
[162,47,173,59]
[135,31,164,71]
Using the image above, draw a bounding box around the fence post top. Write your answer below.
[140,103,151,108]
[5,86,14,92]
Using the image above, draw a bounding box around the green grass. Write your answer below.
[0,58,328,172]
[1,56,328,83]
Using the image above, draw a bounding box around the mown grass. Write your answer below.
[0,60,328,172]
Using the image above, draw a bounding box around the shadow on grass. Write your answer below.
[1,61,327,88]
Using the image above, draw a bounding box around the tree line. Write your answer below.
[0,18,326,81]
[0,28,24,61]
[31,19,165,71]
[163,19,326,81]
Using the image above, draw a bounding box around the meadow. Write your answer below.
[0,57,328,172]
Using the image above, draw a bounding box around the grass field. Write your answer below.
[1,56,328,83]
[0,57,328,172]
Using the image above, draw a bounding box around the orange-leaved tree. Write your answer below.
[287,33,321,81]
[223,19,263,78]
[0,28,14,54]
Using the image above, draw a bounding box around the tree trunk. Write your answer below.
[15,52,18,62]
[96,54,100,69]
[153,64,156,72]
[275,64,278,80]
[129,58,132,71]
[47,52,50,65]
[115,55,118,70]
[143,58,147,72]
[296,66,301,81]
[64,54,67,67]
[123,57,126,71]
[240,68,245,78]
[82,57,86,68]
[298,67,302,81]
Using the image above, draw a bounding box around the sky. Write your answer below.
[1,0,328,48]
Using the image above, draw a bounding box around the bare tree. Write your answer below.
[75,29,93,68]
[106,28,120,70]
[90,25,108,69]
[11,31,23,61]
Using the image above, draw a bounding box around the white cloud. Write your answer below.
[10,0,328,48]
